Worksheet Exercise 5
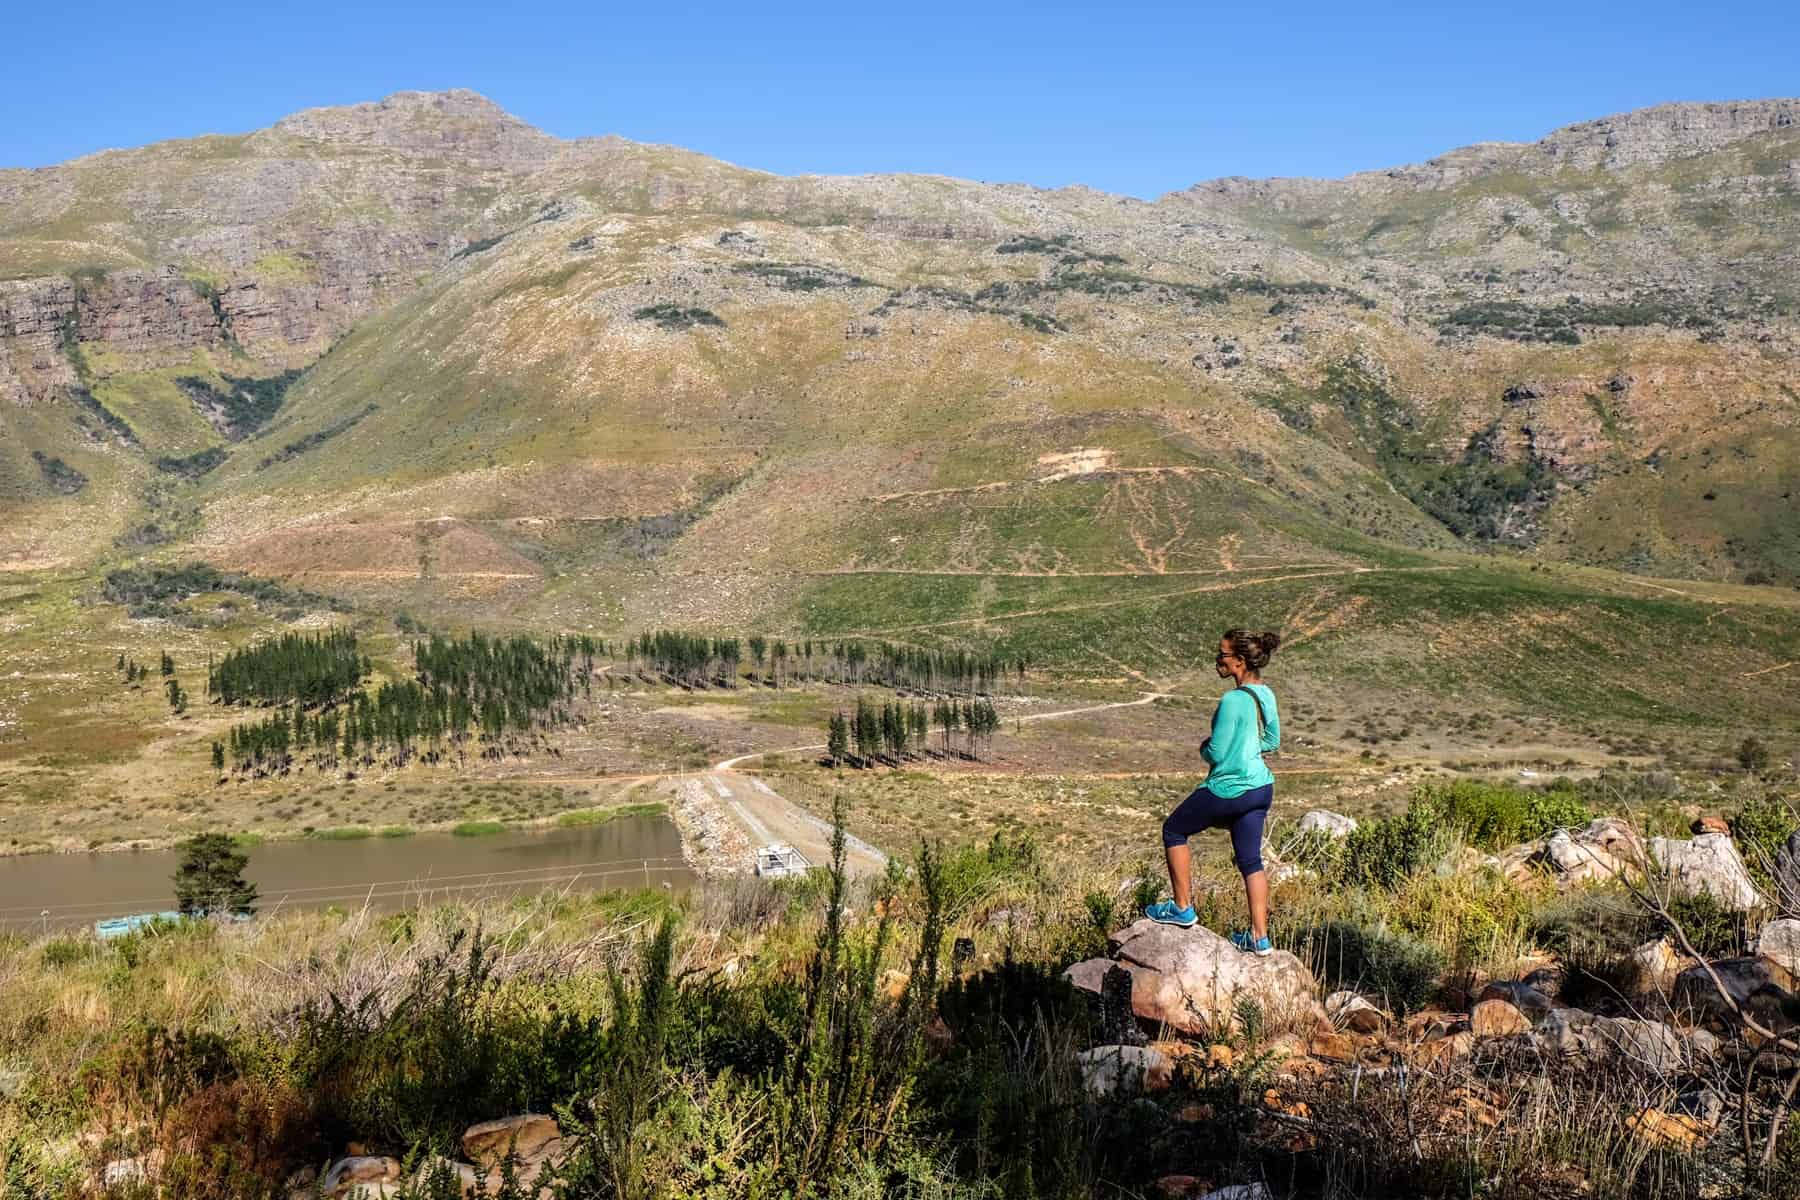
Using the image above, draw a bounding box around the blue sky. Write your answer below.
[5,1,1796,197]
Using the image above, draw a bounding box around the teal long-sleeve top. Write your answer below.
[1200,684,1280,799]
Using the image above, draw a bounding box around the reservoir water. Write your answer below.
[0,814,691,932]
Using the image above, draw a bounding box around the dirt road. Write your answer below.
[705,691,1178,875]
[680,770,889,877]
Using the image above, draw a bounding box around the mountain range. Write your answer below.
[2,89,1796,658]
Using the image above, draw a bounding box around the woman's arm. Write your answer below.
[1259,696,1280,753]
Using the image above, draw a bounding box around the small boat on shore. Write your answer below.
[94,912,183,939]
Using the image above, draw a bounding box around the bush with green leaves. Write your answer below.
[1335,802,1454,890]
[1296,920,1445,1015]
[1732,792,1800,889]
[1415,779,1594,850]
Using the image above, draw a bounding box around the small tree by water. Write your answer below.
[173,833,258,917]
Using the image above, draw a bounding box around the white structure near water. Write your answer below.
[754,844,810,878]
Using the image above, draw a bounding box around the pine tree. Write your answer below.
[160,651,174,677]
[173,832,258,917]
[211,741,225,772]
[826,712,849,765]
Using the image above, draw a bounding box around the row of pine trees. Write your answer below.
[150,623,1023,779]
[825,696,1001,766]
[626,631,1023,694]
[212,631,588,777]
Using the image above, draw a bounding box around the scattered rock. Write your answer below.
[1690,816,1731,836]
[1402,1010,1466,1041]
[1774,831,1800,915]
[1410,1031,1474,1067]
[1439,1084,1504,1130]
[1673,1087,1725,1130]
[1755,917,1800,979]
[1535,1007,1596,1057]
[323,1156,401,1198]
[1156,1174,1210,1199]
[1296,810,1357,838]
[1627,1107,1710,1149]
[1177,1101,1216,1123]
[1477,980,1553,1020]
[1071,920,1317,1037]
[1628,937,1685,995]
[1542,817,1645,884]
[1324,991,1389,1034]
[462,1114,561,1168]
[1497,838,1547,884]
[1198,1185,1272,1200]
[1149,1039,1202,1064]
[1672,957,1800,1031]
[1076,1044,1172,1096]
[1309,1031,1356,1061]
[103,1158,151,1191]
[1205,1043,1236,1070]
[1649,833,1762,910]
[1589,1017,1691,1073]
[1470,998,1531,1037]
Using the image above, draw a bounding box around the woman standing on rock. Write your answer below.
[1145,628,1281,954]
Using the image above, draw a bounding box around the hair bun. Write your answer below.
[1259,631,1282,655]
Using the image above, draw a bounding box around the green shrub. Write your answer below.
[40,936,90,968]
[937,829,1040,915]
[290,928,541,1147]
[1414,779,1593,850]
[1737,737,1773,773]
[1732,793,1799,888]
[30,450,87,495]
[1336,802,1453,889]
[631,304,724,331]
[154,445,229,480]
[1296,921,1445,1014]
[1663,892,1748,960]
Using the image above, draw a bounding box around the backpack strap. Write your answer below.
[1236,685,1268,736]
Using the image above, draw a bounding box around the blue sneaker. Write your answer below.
[1231,930,1273,957]
[1144,900,1197,927]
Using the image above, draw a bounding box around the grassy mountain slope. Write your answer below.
[0,91,1796,685]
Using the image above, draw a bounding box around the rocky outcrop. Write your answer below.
[1324,991,1388,1033]
[1628,937,1687,995]
[1076,1044,1172,1096]
[1649,833,1761,910]
[1671,957,1800,1032]
[322,1156,401,1198]
[1470,998,1531,1037]
[1296,810,1357,838]
[462,1113,561,1166]
[1064,921,1318,1037]
[1534,1008,1715,1072]
[1774,832,1800,916]
[1499,817,1647,886]
[1533,100,1800,170]
[1755,918,1800,980]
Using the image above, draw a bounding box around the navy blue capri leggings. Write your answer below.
[1162,782,1275,876]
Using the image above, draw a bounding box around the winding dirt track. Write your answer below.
[849,564,1459,635]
